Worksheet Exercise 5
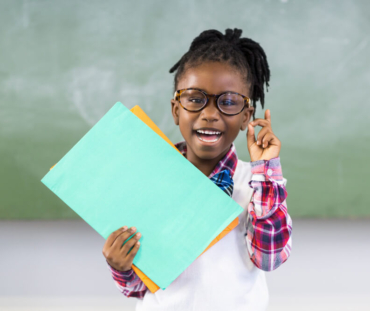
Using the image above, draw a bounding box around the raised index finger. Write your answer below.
[265,109,271,122]
[105,226,128,247]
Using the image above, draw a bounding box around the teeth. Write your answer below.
[196,130,221,135]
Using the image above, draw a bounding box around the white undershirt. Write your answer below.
[135,159,269,311]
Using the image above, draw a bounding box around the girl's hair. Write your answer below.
[169,28,270,119]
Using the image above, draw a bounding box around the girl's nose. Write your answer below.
[200,97,220,121]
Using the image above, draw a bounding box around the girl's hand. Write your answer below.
[102,226,142,272]
[246,109,281,162]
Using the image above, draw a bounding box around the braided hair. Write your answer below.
[169,28,270,119]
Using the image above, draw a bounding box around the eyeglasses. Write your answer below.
[173,88,250,116]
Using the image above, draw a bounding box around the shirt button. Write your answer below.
[267,169,273,176]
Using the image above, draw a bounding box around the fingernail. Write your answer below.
[257,141,260,145]
[136,233,141,238]
[122,226,127,231]
[131,227,136,232]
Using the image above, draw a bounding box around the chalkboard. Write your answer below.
[1,0,369,218]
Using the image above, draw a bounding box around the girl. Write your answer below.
[102,28,292,311]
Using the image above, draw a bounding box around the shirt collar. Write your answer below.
[174,141,238,179]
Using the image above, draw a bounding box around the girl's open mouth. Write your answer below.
[195,129,222,143]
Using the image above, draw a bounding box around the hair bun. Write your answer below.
[224,28,243,44]
[188,30,223,52]
[188,28,242,53]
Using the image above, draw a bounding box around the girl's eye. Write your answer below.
[219,100,236,106]
[189,97,205,104]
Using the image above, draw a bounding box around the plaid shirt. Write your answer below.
[108,142,292,299]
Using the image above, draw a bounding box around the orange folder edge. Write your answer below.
[49,105,239,293]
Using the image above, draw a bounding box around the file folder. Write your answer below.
[42,102,243,290]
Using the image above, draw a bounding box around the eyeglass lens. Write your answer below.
[180,90,245,115]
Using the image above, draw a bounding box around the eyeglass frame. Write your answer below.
[173,88,251,116]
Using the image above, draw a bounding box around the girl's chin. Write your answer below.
[190,136,226,160]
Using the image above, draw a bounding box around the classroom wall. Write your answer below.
[1,0,369,219]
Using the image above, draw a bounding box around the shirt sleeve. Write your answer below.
[107,262,148,299]
[245,157,292,271]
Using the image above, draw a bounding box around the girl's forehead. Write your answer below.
[177,62,249,95]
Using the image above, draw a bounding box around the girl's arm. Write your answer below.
[245,109,292,271]
[245,157,292,271]
[108,263,148,299]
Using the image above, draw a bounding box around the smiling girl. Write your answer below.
[102,28,292,311]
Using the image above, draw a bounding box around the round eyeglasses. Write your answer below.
[174,88,250,116]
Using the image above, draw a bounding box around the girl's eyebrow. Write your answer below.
[187,87,237,94]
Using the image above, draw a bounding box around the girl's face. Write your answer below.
[171,61,254,167]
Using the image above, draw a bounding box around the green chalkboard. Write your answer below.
[1,0,369,219]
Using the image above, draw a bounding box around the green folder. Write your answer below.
[41,102,243,289]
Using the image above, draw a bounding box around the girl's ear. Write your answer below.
[171,99,180,126]
[240,107,254,131]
